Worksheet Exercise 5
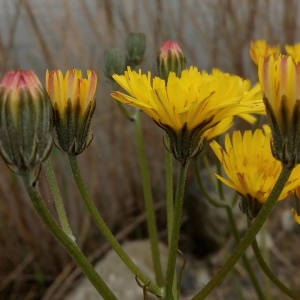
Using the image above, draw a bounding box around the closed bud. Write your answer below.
[103,49,126,81]
[259,55,300,168]
[125,32,146,68]
[0,70,52,181]
[46,69,97,155]
[155,40,186,82]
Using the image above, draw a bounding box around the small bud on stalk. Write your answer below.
[155,40,186,82]
[103,49,126,81]
[125,32,146,68]
[0,70,53,182]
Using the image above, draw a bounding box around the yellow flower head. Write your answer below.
[210,128,300,218]
[250,40,280,65]
[46,69,97,117]
[258,54,300,166]
[46,69,97,154]
[111,67,263,163]
[285,43,300,63]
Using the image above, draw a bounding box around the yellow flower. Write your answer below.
[111,67,263,163]
[285,43,300,63]
[46,69,97,117]
[46,69,97,154]
[258,54,300,166]
[210,128,300,218]
[250,40,280,65]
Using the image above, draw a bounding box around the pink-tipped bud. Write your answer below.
[155,40,186,82]
[0,70,52,182]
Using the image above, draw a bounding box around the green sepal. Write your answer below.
[53,98,96,155]
[0,87,52,176]
[239,194,263,220]
[156,115,214,165]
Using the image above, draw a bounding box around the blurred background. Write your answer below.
[1,0,300,299]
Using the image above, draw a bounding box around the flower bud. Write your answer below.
[46,69,97,155]
[258,55,300,167]
[125,32,146,68]
[0,70,52,180]
[155,40,186,82]
[103,49,126,81]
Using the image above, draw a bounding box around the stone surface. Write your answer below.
[66,240,164,300]
[65,240,207,300]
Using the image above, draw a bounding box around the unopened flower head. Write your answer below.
[258,54,300,167]
[111,66,264,164]
[250,40,280,65]
[210,128,300,219]
[125,32,146,68]
[155,40,187,82]
[46,69,97,155]
[103,49,126,81]
[0,70,52,180]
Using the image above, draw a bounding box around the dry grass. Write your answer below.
[0,0,300,299]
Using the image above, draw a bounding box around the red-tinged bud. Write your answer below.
[0,70,52,183]
[155,40,186,82]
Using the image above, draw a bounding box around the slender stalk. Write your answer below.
[22,172,117,300]
[195,161,264,299]
[43,157,75,241]
[165,148,177,298]
[68,154,162,297]
[165,161,189,299]
[260,222,272,298]
[192,164,293,299]
[250,223,298,299]
[134,110,164,286]
[165,147,174,246]
[225,206,264,300]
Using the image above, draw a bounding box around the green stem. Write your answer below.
[195,161,264,298]
[165,147,174,246]
[250,224,298,299]
[134,110,164,286]
[68,154,162,297]
[225,206,264,300]
[43,157,75,241]
[165,161,189,299]
[192,164,293,300]
[165,148,177,298]
[22,173,117,300]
